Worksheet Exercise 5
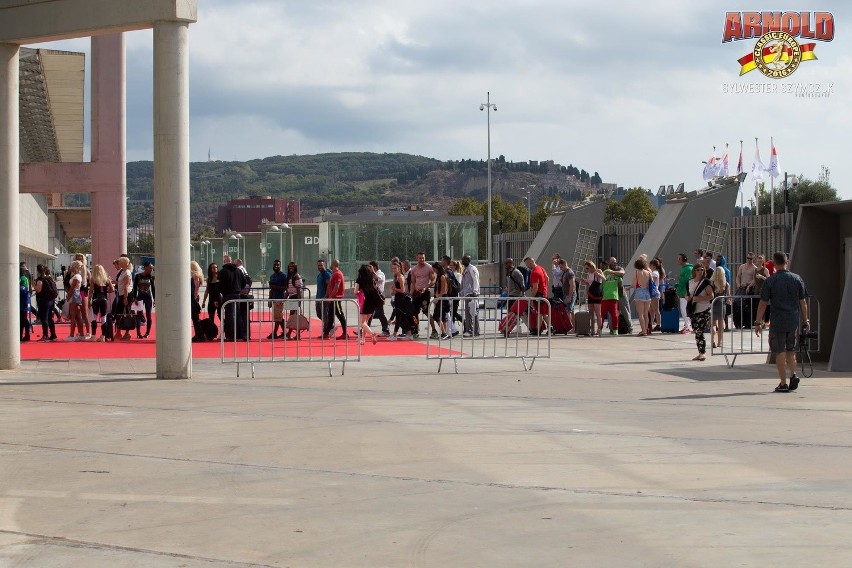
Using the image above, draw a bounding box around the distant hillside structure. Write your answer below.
[217,196,301,233]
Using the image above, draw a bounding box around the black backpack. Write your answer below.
[663,287,679,311]
[446,270,460,297]
[41,276,58,300]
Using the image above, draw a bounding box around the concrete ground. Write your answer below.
[2,330,852,567]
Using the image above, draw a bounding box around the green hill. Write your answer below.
[123,152,603,233]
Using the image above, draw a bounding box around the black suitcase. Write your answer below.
[732,296,753,329]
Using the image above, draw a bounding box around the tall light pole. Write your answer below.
[522,184,537,231]
[480,92,496,262]
[261,221,292,266]
[225,232,244,262]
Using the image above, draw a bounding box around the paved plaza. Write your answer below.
[2,331,852,567]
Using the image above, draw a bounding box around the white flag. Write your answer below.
[751,141,765,182]
[703,154,717,180]
[767,141,780,178]
[720,150,729,177]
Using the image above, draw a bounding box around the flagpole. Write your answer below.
[770,136,775,215]
[753,137,760,216]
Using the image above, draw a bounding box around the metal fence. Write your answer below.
[426,296,551,374]
[709,294,820,368]
[492,213,794,269]
[219,297,361,378]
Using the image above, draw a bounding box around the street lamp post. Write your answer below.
[522,184,537,231]
[480,92,497,262]
[225,231,244,262]
[261,221,292,267]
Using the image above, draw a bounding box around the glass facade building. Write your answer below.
[192,214,480,285]
[322,214,480,278]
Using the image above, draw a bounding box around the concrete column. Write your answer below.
[153,21,191,379]
[0,43,20,370]
[90,33,127,270]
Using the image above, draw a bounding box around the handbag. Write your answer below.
[648,275,659,297]
[587,279,603,301]
[686,278,711,318]
[117,308,136,331]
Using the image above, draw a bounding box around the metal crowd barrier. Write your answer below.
[477,286,507,322]
[709,294,820,368]
[426,295,551,374]
[220,297,361,378]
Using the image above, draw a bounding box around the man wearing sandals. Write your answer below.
[754,252,809,393]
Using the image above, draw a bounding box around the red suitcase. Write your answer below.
[549,301,573,334]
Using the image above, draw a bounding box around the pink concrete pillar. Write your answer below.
[90,34,127,271]
[0,43,20,369]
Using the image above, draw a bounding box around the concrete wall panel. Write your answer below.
[525,200,607,265]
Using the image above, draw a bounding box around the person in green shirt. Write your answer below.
[675,253,694,333]
[601,268,622,335]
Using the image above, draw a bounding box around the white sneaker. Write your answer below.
[386,335,397,342]
[65,336,77,342]
[84,335,92,341]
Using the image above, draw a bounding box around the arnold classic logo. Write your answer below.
[722,11,834,78]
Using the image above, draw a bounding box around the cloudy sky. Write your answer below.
[33,0,852,201]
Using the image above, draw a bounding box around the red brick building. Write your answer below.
[216,196,301,233]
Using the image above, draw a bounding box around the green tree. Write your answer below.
[604,187,657,223]
[448,196,533,258]
[757,175,839,214]
[129,234,155,254]
[66,238,91,254]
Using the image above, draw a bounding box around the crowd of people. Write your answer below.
[22,247,810,393]
[20,254,157,342]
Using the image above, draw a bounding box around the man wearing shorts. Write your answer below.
[409,252,436,328]
[267,260,286,339]
[754,252,809,393]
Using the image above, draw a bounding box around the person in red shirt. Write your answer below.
[524,257,550,334]
[323,259,348,339]
[764,259,776,275]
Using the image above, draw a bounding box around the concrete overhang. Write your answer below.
[20,242,56,260]
[0,0,197,44]
[51,206,91,238]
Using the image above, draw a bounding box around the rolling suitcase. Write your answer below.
[732,296,752,329]
[574,309,592,336]
[661,307,680,333]
[549,300,573,334]
[499,311,519,336]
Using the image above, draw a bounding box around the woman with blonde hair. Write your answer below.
[113,256,134,340]
[65,261,88,341]
[710,261,729,349]
[73,253,92,337]
[191,260,204,324]
[89,264,114,341]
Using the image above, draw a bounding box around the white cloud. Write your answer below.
[25,1,852,199]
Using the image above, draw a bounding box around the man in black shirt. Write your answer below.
[219,255,247,340]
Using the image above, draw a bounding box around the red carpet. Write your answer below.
[21,315,457,360]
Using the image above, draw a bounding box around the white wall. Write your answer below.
[19,192,49,258]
